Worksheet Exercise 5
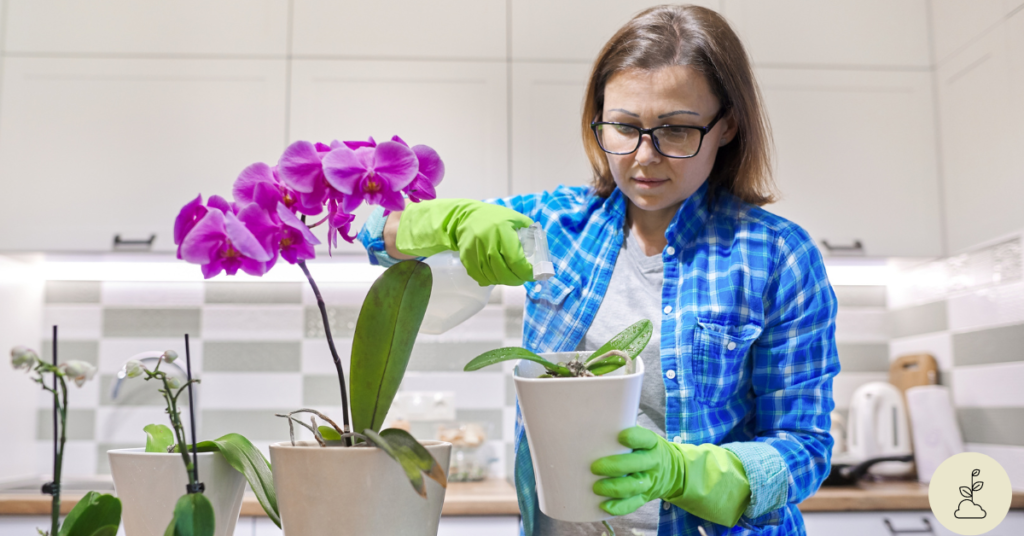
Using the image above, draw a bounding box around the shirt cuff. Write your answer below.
[357,206,404,268]
[721,441,789,522]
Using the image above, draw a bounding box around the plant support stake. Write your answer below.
[184,334,204,494]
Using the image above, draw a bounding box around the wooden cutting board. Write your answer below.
[889,353,939,395]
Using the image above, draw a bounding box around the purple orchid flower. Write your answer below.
[325,199,357,255]
[276,141,337,213]
[179,205,274,279]
[275,202,321,264]
[390,136,445,203]
[233,162,323,217]
[173,194,208,260]
[322,139,418,213]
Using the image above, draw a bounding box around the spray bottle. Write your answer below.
[420,223,554,334]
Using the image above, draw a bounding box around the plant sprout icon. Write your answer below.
[954,468,987,519]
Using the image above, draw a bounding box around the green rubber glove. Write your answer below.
[395,198,536,286]
[591,426,752,527]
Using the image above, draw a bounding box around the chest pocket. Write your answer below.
[690,320,761,407]
[525,274,577,306]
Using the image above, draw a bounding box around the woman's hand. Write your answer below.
[394,198,536,286]
[591,426,687,515]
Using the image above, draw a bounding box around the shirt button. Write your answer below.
[665,369,675,380]
[673,436,682,444]
[666,246,676,255]
[535,283,542,291]
[727,341,737,350]
[663,502,671,511]
[663,306,672,314]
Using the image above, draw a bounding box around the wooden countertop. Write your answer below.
[3,479,1021,516]
[0,478,520,517]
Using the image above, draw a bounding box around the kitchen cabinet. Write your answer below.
[0,58,288,253]
[802,510,1024,536]
[288,59,509,254]
[292,0,505,60]
[510,0,720,62]
[935,19,1024,254]
[509,62,593,196]
[3,0,288,56]
[757,68,943,257]
[722,1,931,68]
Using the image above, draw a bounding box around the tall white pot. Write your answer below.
[514,353,644,522]
[108,449,246,536]
[270,439,452,535]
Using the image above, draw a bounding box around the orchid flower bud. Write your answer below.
[61,360,97,387]
[124,359,146,378]
[162,350,178,363]
[10,346,37,371]
[167,376,182,390]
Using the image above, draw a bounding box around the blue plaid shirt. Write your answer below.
[359,181,839,536]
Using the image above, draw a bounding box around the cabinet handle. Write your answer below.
[113,234,156,251]
[884,517,933,534]
[821,239,864,255]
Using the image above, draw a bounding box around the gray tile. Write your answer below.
[202,409,294,442]
[832,285,887,308]
[103,308,201,338]
[203,341,301,372]
[407,341,505,372]
[303,375,347,406]
[45,281,101,303]
[956,408,1024,447]
[836,343,890,372]
[505,373,516,406]
[39,340,98,366]
[953,323,1024,367]
[205,282,302,304]
[37,408,95,441]
[96,443,144,475]
[890,301,947,338]
[100,374,192,407]
[506,442,516,488]
[305,306,360,339]
[505,306,524,340]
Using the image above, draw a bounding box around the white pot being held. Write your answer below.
[108,449,246,536]
[514,352,644,523]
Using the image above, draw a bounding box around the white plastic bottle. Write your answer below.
[420,223,554,334]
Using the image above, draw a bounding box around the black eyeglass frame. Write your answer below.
[590,106,730,159]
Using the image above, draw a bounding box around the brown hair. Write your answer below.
[582,4,776,205]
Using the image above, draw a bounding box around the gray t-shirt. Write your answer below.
[535,227,666,535]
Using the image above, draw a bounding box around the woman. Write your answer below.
[359,5,838,535]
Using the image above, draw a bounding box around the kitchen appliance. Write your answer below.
[847,381,914,476]
[889,353,939,396]
[905,385,964,484]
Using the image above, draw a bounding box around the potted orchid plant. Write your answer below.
[170,136,450,535]
[11,330,122,536]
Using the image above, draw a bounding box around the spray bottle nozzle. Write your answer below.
[517,223,555,281]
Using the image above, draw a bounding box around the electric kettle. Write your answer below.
[846,381,914,476]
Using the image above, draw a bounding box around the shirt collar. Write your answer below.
[600,180,714,247]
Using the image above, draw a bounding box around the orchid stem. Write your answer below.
[50,325,62,536]
[297,260,352,446]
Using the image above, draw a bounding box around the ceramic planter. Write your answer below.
[270,439,452,535]
[514,352,644,522]
[108,448,246,536]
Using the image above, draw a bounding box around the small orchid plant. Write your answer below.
[173,136,448,499]
[11,336,121,536]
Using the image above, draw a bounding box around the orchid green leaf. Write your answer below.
[464,346,571,376]
[380,428,447,488]
[144,424,174,453]
[86,527,118,536]
[318,425,342,441]
[363,429,426,498]
[166,493,214,536]
[57,491,121,536]
[351,261,432,435]
[589,320,652,364]
[586,354,627,376]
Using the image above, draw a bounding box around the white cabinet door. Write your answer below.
[288,60,508,254]
[509,0,720,62]
[720,1,931,67]
[757,69,942,257]
[936,21,1024,253]
[510,62,592,196]
[0,58,288,252]
[929,0,1006,65]
[292,0,506,60]
[4,0,289,56]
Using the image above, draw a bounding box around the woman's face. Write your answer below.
[601,65,736,215]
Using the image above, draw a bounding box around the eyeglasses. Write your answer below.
[590,107,729,159]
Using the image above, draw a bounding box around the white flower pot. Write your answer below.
[269,440,452,535]
[514,353,644,522]
[108,448,246,536]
